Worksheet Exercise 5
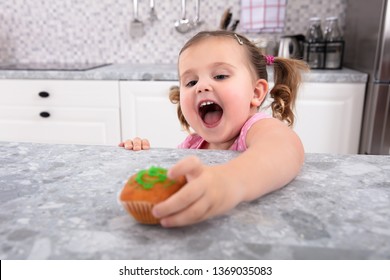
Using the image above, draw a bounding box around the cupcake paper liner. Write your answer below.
[121,201,159,225]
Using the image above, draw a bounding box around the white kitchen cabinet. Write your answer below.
[0,79,121,145]
[120,81,188,148]
[264,82,366,154]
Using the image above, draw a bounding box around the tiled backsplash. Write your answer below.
[0,0,346,64]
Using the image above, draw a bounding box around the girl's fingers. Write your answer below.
[152,178,205,219]
[168,156,203,180]
[120,138,150,150]
[141,138,150,150]
[152,156,206,218]
[159,195,212,227]
[124,140,134,150]
[132,137,142,151]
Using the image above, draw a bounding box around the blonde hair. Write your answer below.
[169,30,309,132]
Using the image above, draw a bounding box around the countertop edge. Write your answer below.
[0,64,368,84]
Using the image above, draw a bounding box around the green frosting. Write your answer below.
[135,166,174,189]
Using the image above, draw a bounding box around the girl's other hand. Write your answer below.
[118,137,150,151]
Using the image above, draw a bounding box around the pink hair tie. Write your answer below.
[265,55,274,65]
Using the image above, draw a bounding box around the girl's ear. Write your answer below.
[251,79,268,107]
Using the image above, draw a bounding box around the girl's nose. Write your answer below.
[196,79,211,93]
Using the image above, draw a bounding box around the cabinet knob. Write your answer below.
[39,111,50,118]
[38,91,50,98]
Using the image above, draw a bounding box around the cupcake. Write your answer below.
[119,166,186,224]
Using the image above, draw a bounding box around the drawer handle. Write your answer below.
[38,91,50,98]
[39,111,50,118]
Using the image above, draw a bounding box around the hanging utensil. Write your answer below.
[149,0,158,22]
[192,0,202,26]
[220,7,232,30]
[175,0,192,33]
[130,0,144,37]
[230,19,240,31]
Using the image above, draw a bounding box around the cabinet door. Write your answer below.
[264,82,365,154]
[120,81,188,148]
[295,83,365,154]
[0,106,120,145]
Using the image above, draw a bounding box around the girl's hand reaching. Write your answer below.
[119,137,150,151]
[152,156,243,227]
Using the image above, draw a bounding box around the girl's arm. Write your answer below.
[225,118,304,201]
[152,118,304,227]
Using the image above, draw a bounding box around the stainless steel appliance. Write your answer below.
[278,35,301,59]
[344,0,390,155]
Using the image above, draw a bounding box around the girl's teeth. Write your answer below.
[200,101,214,107]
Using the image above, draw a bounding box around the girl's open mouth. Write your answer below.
[198,101,223,127]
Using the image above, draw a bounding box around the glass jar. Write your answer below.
[324,16,342,41]
[307,17,324,42]
[304,17,325,68]
[324,17,344,69]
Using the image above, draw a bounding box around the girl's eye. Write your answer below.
[214,74,229,80]
[185,80,197,87]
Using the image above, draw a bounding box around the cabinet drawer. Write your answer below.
[0,106,121,145]
[0,79,119,108]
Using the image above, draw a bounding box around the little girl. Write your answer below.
[119,30,309,227]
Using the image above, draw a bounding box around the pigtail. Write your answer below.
[169,85,190,132]
[269,57,309,127]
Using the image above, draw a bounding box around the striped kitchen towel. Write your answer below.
[241,0,287,33]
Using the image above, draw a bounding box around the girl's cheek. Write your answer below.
[180,96,192,117]
[182,103,198,128]
[179,92,186,107]
[181,90,191,104]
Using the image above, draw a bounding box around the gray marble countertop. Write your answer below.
[0,63,368,83]
[1,142,389,260]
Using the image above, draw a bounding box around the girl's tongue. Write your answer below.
[199,103,223,126]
